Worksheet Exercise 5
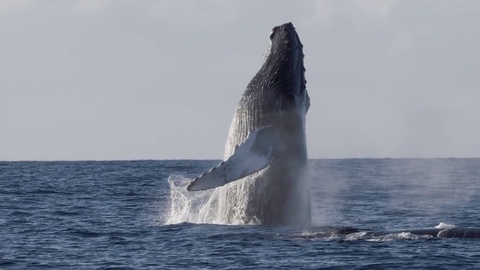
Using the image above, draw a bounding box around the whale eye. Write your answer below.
[286,93,297,103]
[280,93,297,110]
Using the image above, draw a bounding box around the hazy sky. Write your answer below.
[1,0,479,160]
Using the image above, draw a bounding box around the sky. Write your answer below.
[1,0,479,160]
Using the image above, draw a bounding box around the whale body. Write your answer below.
[187,22,311,226]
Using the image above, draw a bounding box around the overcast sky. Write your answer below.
[1,0,479,160]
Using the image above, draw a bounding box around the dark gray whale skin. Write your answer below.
[217,22,311,225]
[330,227,480,238]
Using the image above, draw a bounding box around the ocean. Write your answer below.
[1,159,479,269]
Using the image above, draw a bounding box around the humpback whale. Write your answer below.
[187,22,311,225]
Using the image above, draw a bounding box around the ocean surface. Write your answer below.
[1,159,479,269]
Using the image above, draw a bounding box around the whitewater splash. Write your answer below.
[165,174,261,225]
[165,175,211,224]
[165,23,311,225]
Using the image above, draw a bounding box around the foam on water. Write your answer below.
[435,222,456,229]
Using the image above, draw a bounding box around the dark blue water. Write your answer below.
[1,159,479,269]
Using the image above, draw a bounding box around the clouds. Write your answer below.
[0,1,479,160]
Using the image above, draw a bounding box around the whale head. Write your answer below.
[230,22,309,154]
[260,22,309,113]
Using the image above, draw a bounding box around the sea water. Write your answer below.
[1,159,479,269]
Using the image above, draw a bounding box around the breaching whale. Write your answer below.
[187,22,311,226]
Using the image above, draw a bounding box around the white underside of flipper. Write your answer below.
[187,126,276,191]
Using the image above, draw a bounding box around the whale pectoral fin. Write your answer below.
[187,126,276,191]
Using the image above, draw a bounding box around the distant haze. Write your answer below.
[1,0,479,160]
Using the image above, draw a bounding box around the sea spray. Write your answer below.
[165,174,261,225]
[165,175,214,224]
